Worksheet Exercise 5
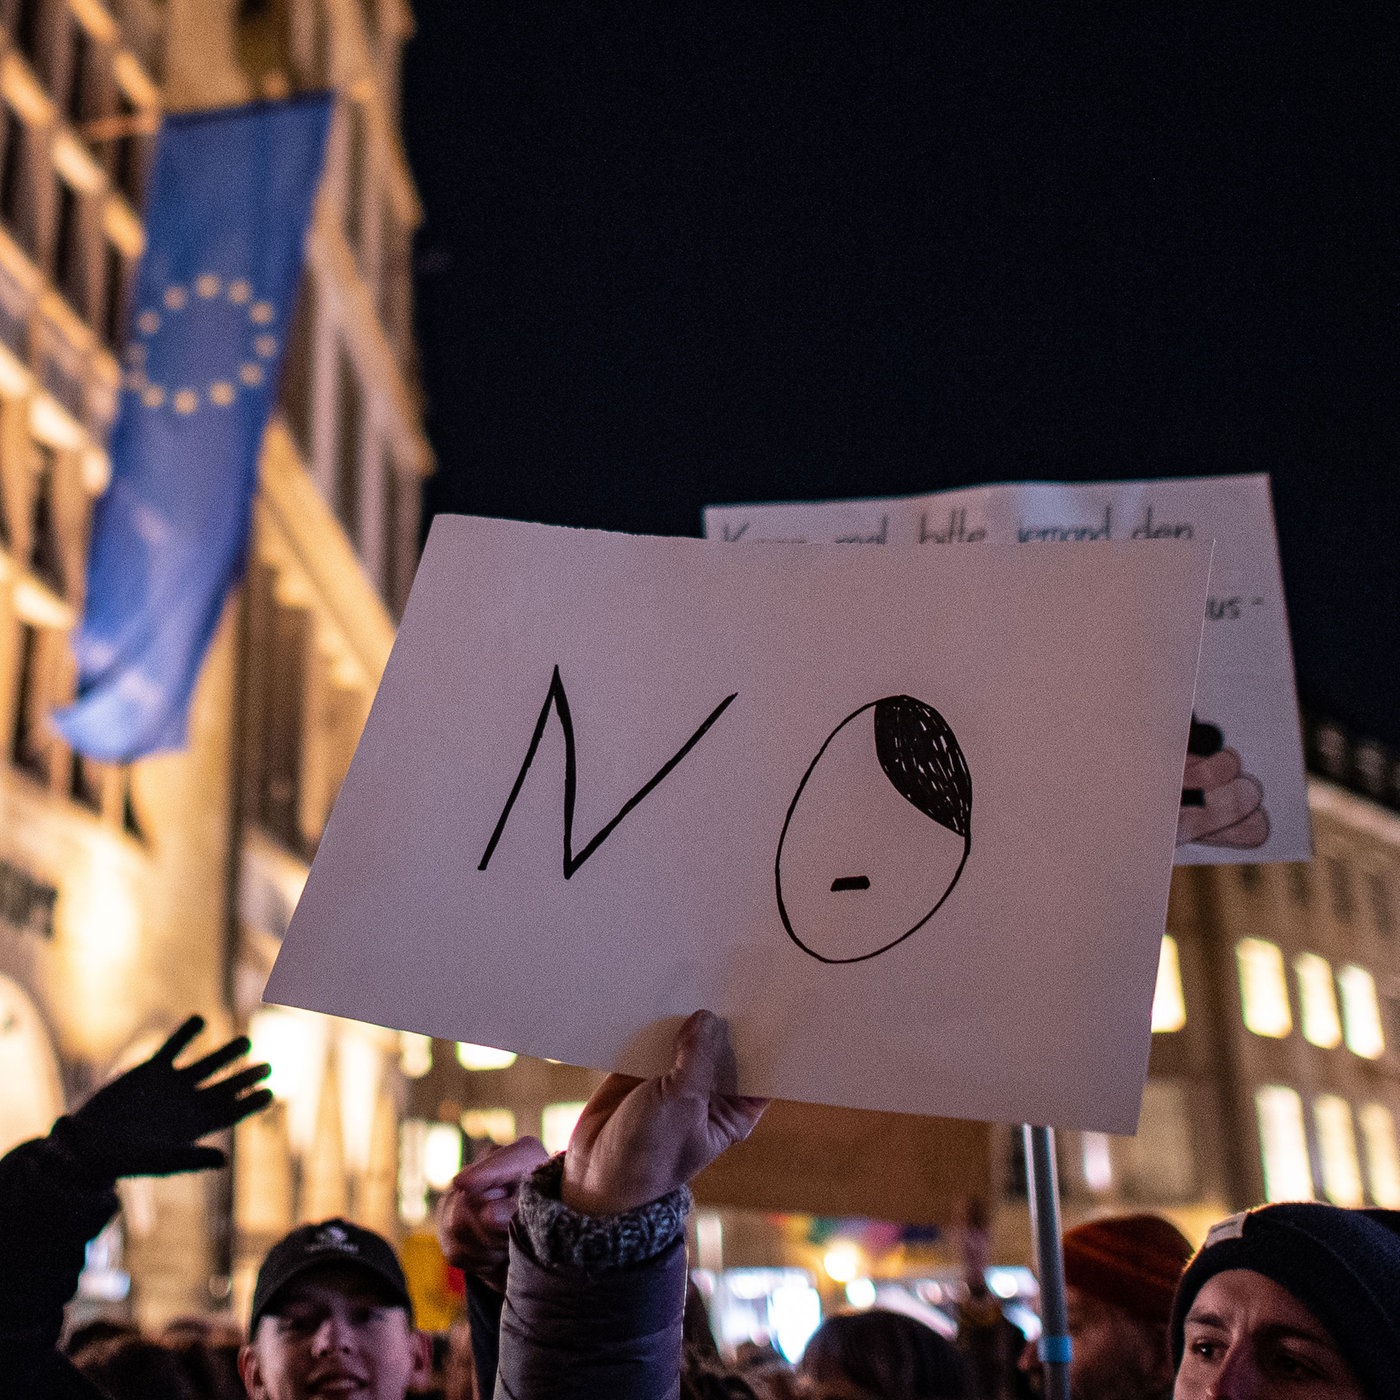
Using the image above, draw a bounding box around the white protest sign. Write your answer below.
[265,515,1210,1132]
[705,474,1308,865]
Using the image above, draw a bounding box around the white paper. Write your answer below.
[705,475,1307,865]
[266,515,1211,1132]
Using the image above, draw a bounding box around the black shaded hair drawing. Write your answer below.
[776,695,972,964]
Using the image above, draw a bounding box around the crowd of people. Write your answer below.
[2,1011,1397,1399]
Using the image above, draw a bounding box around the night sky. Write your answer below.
[403,6,1399,748]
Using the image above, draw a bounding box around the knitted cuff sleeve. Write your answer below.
[515,1155,692,1273]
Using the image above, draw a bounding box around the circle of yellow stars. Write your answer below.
[123,273,281,415]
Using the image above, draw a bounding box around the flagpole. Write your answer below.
[1023,1124,1071,1400]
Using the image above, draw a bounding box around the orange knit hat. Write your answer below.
[1062,1214,1193,1326]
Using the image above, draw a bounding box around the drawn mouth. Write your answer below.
[830,876,870,892]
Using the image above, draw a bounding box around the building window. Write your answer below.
[1239,863,1262,891]
[110,91,147,209]
[100,238,128,350]
[1255,1085,1313,1202]
[1313,1095,1364,1207]
[541,1102,587,1155]
[1359,1104,1400,1208]
[343,100,365,256]
[1325,857,1355,923]
[62,17,97,127]
[1288,864,1312,907]
[276,275,315,461]
[1367,872,1394,941]
[54,177,87,317]
[13,0,44,71]
[461,1109,516,1147]
[0,110,32,257]
[1294,953,1342,1049]
[1237,938,1292,1039]
[11,621,53,781]
[1338,965,1385,1060]
[1124,1078,1196,1202]
[1151,935,1186,1033]
[335,342,361,542]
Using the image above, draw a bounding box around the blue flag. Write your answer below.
[57,96,332,761]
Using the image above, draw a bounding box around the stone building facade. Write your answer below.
[0,0,429,1325]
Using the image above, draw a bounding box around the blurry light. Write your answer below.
[822,1242,861,1284]
[1255,1085,1313,1202]
[249,1008,328,1155]
[1081,1132,1113,1193]
[1237,939,1292,1038]
[987,1269,1021,1300]
[455,1042,518,1072]
[399,1032,433,1079]
[770,1280,822,1362]
[1359,1104,1400,1207]
[1313,1095,1364,1207]
[1151,936,1186,1033]
[461,1108,517,1145]
[337,1030,382,1175]
[845,1277,877,1309]
[1295,954,1342,1048]
[1338,965,1385,1059]
[541,1101,587,1154]
[398,1119,429,1225]
[695,1211,724,1272]
[424,1122,463,1190]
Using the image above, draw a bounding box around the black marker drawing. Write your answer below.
[776,695,972,964]
[479,666,737,878]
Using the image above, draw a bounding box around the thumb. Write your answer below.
[122,1145,227,1178]
[667,1010,734,1098]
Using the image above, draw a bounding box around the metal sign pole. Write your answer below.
[1023,1124,1072,1400]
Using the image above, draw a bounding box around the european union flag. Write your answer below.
[57,95,332,761]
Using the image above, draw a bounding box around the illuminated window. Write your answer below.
[541,1101,587,1154]
[1294,954,1342,1048]
[423,1122,462,1190]
[455,1043,518,1072]
[398,1031,432,1079]
[1151,936,1186,1033]
[1359,1104,1400,1208]
[1313,1096,1364,1207]
[461,1108,516,1145]
[1237,939,1292,1038]
[1338,966,1385,1059]
[1255,1085,1313,1202]
[1081,1132,1113,1192]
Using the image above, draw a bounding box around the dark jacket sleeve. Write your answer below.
[467,1275,504,1397]
[492,1158,690,1400]
[0,1126,121,1400]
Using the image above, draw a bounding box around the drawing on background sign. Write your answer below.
[478,665,738,878]
[776,695,972,964]
[1178,714,1268,850]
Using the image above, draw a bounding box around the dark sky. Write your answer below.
[403,5,1400,748]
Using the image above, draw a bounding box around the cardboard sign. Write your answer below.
[266,515,1210,1132]
[704,474,1308,865]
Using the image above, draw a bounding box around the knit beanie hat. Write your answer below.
[1062,1213,1194,1326]
[1170,1203,1400,1400]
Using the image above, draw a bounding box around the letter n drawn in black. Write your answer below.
[478,666,737,878]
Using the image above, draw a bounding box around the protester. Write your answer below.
[797,1309,970,1399]
[0,1014,271,1399]
[1018,1213,1193,1400]
[1171,1202,1400,1400]
[237,1217,432,1400]
[440,1008,767,1398]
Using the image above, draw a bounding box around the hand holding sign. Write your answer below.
[1177,715,1269,850]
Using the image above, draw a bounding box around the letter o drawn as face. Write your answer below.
[775,696,971,964]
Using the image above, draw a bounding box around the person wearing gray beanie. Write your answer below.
[1170,1201,1400,1400]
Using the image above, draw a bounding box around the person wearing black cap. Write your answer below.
[238,1218,430,1400]
[1171,1202,1400,1400]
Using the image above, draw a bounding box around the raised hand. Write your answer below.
[561,1010,768,1218]
[63,1014,272,1178]
[439,1135,550,1290]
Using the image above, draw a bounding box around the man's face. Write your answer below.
[1175,1269,1364,1400]
[1019,1285,1173,1400]
[239,1264,431,1400]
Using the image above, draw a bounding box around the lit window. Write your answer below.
[456,1042,518,1072]
[1254,1085,1313,1202]
[423,1122,463,1190]
[398,1119,429,1226]
[398,1031,432,1079]
[1359,1104,1400,1208]
[1237,939,1292,1038]
[1081,1132,1113,1192]
[541,1101,587,1154]
[1313,1095,1364,1207]
[1294,954,1342,1048]
[1151,936,1186,1033]
[1338,966,1385,1059]
[461,1108,516,1145]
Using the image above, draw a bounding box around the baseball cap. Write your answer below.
[250,1219,413,1332]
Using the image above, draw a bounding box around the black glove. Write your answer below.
[53,1015,272,1179]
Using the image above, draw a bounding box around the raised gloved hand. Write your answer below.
[56,1015,272,1179]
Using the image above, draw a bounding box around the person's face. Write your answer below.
[1018,1285,1172,1400]
[1175,1270,1364,1400]
[776,703,967,963]
[239,1265,431,1400]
